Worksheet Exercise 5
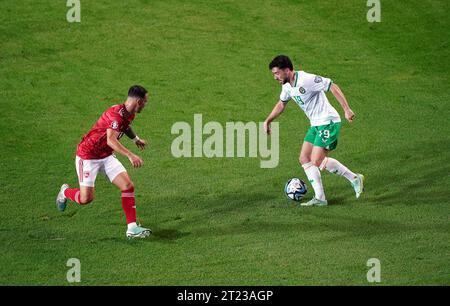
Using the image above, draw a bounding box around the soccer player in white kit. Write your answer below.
[264,55,364,206]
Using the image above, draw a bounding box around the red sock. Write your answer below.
[122,187,136,224]
[64,188,81,204]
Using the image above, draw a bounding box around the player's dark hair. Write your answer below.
[269,55,293,71]
[128,85,148,99]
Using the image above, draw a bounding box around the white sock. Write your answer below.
[127,222,137,230]
[302,162,326,201]
[320,157,357,182]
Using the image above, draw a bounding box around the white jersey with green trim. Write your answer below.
[280,70,341,126]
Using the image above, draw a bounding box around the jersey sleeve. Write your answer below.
[105,112,124,132]
[280,85,291,103]
[303,72,333,93]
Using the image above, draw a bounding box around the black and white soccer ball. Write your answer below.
[284,178,307,201]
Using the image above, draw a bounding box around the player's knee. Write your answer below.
[122,181,134,192]
[79,195,94,205]
[311,158,323,167]
[299,156,310,165]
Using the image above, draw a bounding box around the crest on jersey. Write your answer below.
[299,87,306,94]
[314,76,323,83]
[292,96,305,106]
[111,120,119,129]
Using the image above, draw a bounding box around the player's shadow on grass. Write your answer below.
[94,229,190,244]
[188,213,449,240]
[317,214,449,241]
[151,228,191,242]
[147,140,449,240]
[324,196,347,206]
[355,139,450,206]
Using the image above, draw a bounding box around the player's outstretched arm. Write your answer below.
[107,129,144,168]
[330,83,355,123]
[264,100,287,134]
[124,127,147,151]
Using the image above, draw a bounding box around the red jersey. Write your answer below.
[76,104,135,159]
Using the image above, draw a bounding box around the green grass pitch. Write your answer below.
[0,0,449,285]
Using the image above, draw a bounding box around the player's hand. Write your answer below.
[135,138,147,150]
[345,109,355,123]
[128,153,144,168]
[264,121,271,135]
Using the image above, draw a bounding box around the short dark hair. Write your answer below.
[269,55,293,71]
[128,85,148,99]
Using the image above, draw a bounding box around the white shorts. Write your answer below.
[76,155,127,187]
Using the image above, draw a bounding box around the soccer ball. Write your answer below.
[284,178,307,201]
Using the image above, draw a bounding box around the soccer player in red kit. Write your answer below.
[56,85,151,239]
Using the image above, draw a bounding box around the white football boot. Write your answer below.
[56,184,69,211]
[351,174,365,198]
[126,223,152,239]
[301,198,328,207]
